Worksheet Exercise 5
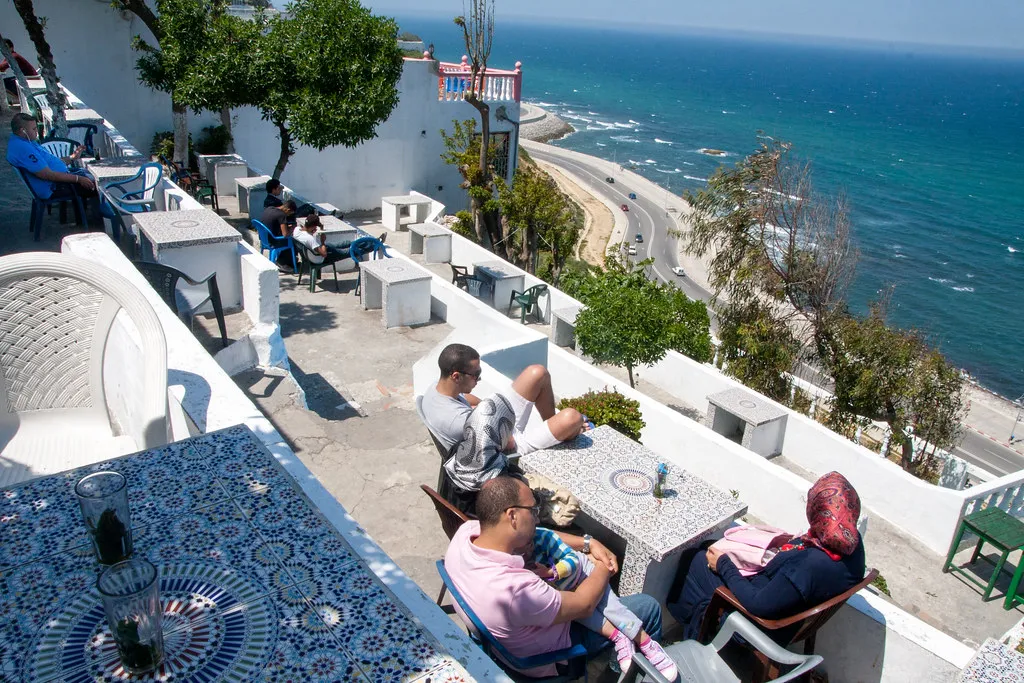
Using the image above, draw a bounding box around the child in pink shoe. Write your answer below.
[524,527,678,680]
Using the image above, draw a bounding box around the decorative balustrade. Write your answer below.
[436,55,522,103]
[952,471,1024,550]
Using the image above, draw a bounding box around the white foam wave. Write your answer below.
[893,254,907,259]
[1009,246,1019,253]
[645,159,656,163]
[697,148,728,157]
[588,111,600,115]
[683,175,708,182]
[655,168,681,174]
[966,273,974,278]
[628,119,640,125]
[683,162,695,166]
[722,110,734,114]
[928,277,952,284]
[595,142,607,147]
[612,122,635,129]
[612,136,641,143]
[654,138,673,145]
[953,286,975,292]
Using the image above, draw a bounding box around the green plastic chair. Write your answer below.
[507,284,548,324]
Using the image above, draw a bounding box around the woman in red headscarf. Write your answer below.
[667,472,866,641]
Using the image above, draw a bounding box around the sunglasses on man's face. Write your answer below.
[458,369,482,380]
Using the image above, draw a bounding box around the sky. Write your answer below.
[336,0,1024,52]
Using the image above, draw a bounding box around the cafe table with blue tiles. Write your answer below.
[517,425,748,603]
[0,425,500,682]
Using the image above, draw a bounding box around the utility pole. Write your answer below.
[1011,394,1024,443]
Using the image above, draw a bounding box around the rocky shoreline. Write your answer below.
[519,103,575,143]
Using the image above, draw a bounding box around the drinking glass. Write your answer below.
[75,471,133,565]
[97,558,164,674]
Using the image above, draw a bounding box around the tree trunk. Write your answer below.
[626,364,636,388]
[12,0,68,137]
[219,107,235,154]
[273,121,292,179]
[172,100,188,166]
[0,30,31,113]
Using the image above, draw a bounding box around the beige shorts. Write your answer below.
[503,388,560,454]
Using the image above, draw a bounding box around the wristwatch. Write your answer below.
[582,534,592,554]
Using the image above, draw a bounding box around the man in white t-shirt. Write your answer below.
[421,343,586,455]
[292,214,347,266]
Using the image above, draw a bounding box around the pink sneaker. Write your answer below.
[611,629,636,673]
[639,636,678,681]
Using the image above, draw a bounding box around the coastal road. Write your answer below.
[529,143,1021,481]
[526,145,713,306]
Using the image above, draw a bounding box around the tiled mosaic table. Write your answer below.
[958,638,1024,682]
[0,426,473,682]
[519,425,747,598]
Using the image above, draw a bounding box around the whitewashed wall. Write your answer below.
[0,1,219,152]
[230,58,518,213]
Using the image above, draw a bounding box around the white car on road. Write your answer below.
[628,246,637,256]
[671,266,686,277]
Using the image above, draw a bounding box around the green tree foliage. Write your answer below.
[570,256,713,387]
[260,0,404,178]
[441,118,501,248]
[685,137,965,471]
[558,389,645,441]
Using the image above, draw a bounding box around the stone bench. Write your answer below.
[381,194,434,232]
[235,175,271,221]
[551,304,583,348]
[359,259,432,328]
[409,222,452,264]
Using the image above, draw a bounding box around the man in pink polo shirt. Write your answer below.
[444,476,670,679]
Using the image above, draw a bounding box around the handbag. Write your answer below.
[710,525,794,576]
[523,472,581,528]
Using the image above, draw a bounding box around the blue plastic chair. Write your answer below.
[13,166,86,242]
[103,162,162,213]
[348,235,390,296]
[435,560,589,682]
[253,219,297,272]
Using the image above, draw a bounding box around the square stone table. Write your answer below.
[551,304,583,347]
[409,222,452,264]
[519,425,747,600]
[381,194,434,232]
[360,258,433,328]
[473,259,525,311]
[319,215,359,249]
[706,387,788,458]
[197,154,248,195]
[235,174,271,221]
[133,209,243,310]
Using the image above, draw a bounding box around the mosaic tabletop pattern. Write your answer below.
[0,425,470,682]
[958,638,1024,683]
[519,426,747,595]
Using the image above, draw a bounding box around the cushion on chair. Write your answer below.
[0,407,138,487]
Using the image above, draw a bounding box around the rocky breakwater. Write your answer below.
[520,103,574,143]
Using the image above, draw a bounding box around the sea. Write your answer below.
[396,15,1024,398]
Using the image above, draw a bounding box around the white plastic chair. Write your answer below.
[0,252,168,486]
[620,612,824,683]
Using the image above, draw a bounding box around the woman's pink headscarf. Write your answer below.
[804,471,861,558]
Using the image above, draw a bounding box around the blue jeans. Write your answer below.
[569,593,662,657]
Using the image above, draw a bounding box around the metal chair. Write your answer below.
[435,559,590,682]
[103,162,162,213]
[294,239,340,293]
[253,219,297,272]
[420,484,471,612]
[348,236,390,296]
[133,260,228,348]
[12,165,86,241]
[699,568,878,681]
[622,612,823,683]
[160,155,218,212]
[508,284,549,324]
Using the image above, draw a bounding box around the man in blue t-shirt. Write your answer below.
[7,113,94,201]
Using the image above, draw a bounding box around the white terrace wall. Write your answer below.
[228,58,519,214]
[0,1,219,152]
[644,351,970,555]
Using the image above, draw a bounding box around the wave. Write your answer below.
[588,111,600,115]
[645,159,656,163]
[928,277,952,284]
[722,110,735,114]
[893,254,907,259]
[953,286,975,292]
[611,136,641,143]
[628,119,641,125]
[1009,246,1019,253]
[595,142,607,147]
[654,138,674,145]
[628,159,646,166]
[612,122,636,129]
[697,148,728,157]
[683,175,708,182]
[683,161,695,166]
[655,168,681,174]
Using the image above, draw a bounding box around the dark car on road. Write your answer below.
[605,177,615,183]
[628,192,637,199]
[620,204,629,212]
[635,233,643,243]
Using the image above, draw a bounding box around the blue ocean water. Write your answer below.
[398,16,1024,397]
